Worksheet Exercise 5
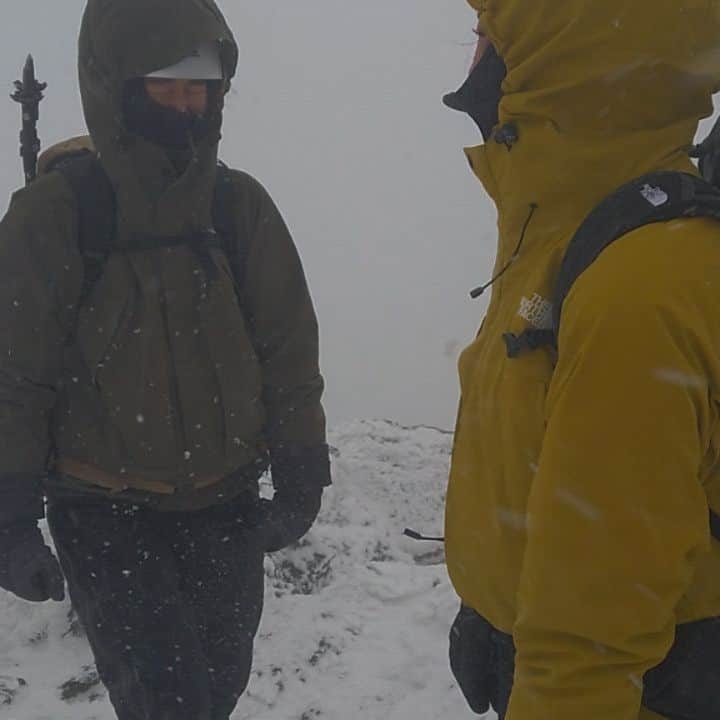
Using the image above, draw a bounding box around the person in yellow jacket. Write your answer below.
[443,2,720,719]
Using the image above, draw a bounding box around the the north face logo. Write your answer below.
[518,294,553,329]
[640,184,669,207]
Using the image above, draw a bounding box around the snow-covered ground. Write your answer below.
[0,421,493,720]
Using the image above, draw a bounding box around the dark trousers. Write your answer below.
[449,605,720,720]
[47,493,265,720]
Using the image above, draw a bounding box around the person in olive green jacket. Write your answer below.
[0,1,330,718]
[443,1,720,719]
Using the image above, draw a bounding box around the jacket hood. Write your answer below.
[468,0,720,135]
[460,0,720,261]
[78,0,239,241]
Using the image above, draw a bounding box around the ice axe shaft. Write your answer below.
[11,54,46,186]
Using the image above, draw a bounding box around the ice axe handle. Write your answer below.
[10,54,46,186]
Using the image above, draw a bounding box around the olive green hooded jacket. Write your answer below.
[446,1,720,719]
[0,0,326,510]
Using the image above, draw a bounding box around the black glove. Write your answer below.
[449,604,516,717]
[643,617,720,718]
[0,523,65,602]
[449,605,494,715]
[262,444,331,553]
[0,473,65,602]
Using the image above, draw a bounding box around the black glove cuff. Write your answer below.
[270,443,331,492]
[0,474,44,530]
[0,520,42,548]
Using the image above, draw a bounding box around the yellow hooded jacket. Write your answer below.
[445,2,720,719]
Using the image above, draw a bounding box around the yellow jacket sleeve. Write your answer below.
[506,221,716,720]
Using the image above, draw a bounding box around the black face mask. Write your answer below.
[443,44,507,142]
[122,78,214,150]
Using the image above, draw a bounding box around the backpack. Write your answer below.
[500,169,720,541]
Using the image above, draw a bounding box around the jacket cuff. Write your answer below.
[270,443,332,491]
[0,474,45,529]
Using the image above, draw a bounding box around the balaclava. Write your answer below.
[444,44,507,142]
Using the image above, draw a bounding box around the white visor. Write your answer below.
[145,41,223,80]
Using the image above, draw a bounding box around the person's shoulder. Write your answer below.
[218,165,273,203]
[568,215,720,315]
[13,135,94,214]
[6,169,77,221]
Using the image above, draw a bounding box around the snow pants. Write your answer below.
[47,493,265,720]
[449,604,720,720]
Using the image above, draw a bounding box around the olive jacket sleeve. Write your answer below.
[0,174,83,525]
[230,172,327,453]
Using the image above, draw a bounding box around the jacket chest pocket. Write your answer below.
[496,349,554,476]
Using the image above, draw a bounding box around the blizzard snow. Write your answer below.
[0,421,494,720]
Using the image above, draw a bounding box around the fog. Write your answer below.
[0,0,496,429]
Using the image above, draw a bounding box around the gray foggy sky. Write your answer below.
[0,2,500,428]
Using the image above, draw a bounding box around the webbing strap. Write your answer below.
[51,152,116,310]
[213,162,248,295]
[553,172,720,336]
[52,154,246,306]
[503,329,555,358]
[504,172,720,361]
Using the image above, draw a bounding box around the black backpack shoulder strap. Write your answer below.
[52,155,248,307]
[51,151,117,310]
[505,171,720,541]
[552,171,720,542]
[54,156,248,288]
[213,163,249,295]
[504,172,720,359]
[553,171,720,335]
[50,151,116,258]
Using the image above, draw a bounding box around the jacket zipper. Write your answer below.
[91,291,133,388]
[155,263,189,469]
[197,255,228,455]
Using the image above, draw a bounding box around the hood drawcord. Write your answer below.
[470,202,538,299]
